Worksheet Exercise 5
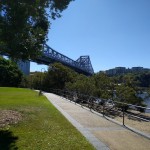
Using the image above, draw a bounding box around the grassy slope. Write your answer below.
[0,87,94,150]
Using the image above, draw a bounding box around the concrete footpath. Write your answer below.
[44,92,150,150]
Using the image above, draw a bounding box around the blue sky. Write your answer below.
[31,0,150,73]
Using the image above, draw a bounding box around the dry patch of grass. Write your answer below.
[0,110,22,128]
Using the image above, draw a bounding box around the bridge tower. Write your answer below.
[17,60,30,75]
[76,56,94,75]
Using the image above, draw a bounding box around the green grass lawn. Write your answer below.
[0,87,95,150]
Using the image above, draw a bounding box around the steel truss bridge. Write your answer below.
[1,44,94,76]
[36,44,94,76]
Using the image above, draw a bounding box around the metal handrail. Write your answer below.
[49,89,150,125]
[50,88,149,110]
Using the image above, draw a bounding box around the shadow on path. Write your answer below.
[0,130,18,150]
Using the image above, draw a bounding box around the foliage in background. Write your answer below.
[25,63,148,107]
[66,74,96,95]
[116,73,150,88]
[135,73,150,87]
[115,84,143,105]
[0,57,23,87]
[92,73,112,99]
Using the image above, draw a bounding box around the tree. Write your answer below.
[115,83,144,108]
[29,72,45,90]
[0,0,74,60]
[66,74,96,96]
[93,73,112,99]
[136,73,150,87]
[43,63,77,90]
[0,56,23,87]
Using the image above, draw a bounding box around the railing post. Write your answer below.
[123,106,125,126]
[103,103,105,117]
[90,101,92,111]
[69,92,71,100]
[63,90,66,98]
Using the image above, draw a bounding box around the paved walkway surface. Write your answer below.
[44,92,150,150]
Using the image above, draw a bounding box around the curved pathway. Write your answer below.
[44,92,150,150]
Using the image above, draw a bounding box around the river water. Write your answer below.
[144,97,150,113]
[137,92,150,113]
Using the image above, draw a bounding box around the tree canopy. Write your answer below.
[0,0,74,60]
[43,63,77,90]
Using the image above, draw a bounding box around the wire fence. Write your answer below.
[48,89,150,134]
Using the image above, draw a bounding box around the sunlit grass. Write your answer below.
[0,87,94,150]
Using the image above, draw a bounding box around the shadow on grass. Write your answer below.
[0,130,18,150]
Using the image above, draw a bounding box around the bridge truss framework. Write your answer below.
[36,44,94,76]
